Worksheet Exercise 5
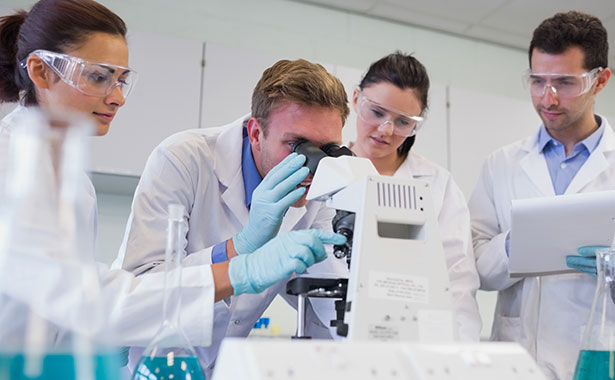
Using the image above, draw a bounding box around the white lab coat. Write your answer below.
[469,115,615,380]
[392,151,482,341]
[0,106,215,348]
[113,116,347,377]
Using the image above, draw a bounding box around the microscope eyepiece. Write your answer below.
[291,139,354,175]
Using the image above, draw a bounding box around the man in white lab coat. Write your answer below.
[469,11,613,380]
[113,59,350,376]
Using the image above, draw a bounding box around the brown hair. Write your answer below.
[251,59,349,134]
[529,11,608,70]
[0,0,127,106]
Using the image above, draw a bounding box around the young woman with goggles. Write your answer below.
[0,0,328,359]
[348,52,482,341]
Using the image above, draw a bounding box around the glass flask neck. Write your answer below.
[580,249,615,351]
[161,206,185,328]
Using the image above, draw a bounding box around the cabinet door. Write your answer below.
[89,31,203,176]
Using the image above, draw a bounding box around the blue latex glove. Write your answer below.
[566,245,609,277]
[229,229,346,295]
[233,153,310,255]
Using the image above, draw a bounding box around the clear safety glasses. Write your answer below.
[522,67,603,98]
[24,49,138,99]
[356,93,424,137]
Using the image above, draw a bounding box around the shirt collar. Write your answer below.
[538,116,605,154]
[241,126,262,207]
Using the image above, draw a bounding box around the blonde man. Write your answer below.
[113,59,350,377]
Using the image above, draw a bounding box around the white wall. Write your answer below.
[4,0,615,340]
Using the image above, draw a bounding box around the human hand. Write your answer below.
[566,245,609,277]
[232,153,309,255]
[229,229,346,295]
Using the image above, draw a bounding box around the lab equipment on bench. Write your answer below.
[132,204,205,380]
[212,339,548,380]
[572,247,615,380]
[0,108,122,380]
[287,139,456,341]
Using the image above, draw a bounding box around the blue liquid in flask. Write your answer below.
[573,350,615,380]
[0,352,122,380]
[133,356,205,380]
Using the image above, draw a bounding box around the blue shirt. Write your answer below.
[538,119,604,195]
[211,128,262,263]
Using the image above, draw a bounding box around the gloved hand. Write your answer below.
[229,229,346,295]
[566,245,609,277]
[233,153,309,255]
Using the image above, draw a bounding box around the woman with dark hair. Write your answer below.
[0,0,341,354]
[349,51,482,341]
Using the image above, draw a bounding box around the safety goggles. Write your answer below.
[356,93,424,137]
[23,49,138,99]
[522,67,602,98]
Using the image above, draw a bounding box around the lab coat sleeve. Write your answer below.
[114,143,215,275]
[0,252,214,347]
[437,175,482,341]
[469,158,521,291]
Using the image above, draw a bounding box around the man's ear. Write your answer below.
[593,67,611,95]
[26,55,51,90]
[246,117,263,154]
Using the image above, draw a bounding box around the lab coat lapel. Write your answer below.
[565,121,615,195]
[279,206,307,233]
[215,116,250,223]
[519,132,555,196]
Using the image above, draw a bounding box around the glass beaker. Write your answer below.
[572,247,615,380]
[0,107,122,380]
[132,204,205,380]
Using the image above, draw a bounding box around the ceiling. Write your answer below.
[289,0,615,67]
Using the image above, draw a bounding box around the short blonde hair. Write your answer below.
[251,59,349,134]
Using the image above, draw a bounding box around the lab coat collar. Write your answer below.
[565,115,615,194]
[215,115,251,223]
[519,114,615,196]
[394,151,438,179]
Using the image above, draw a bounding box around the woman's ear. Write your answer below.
[26,55,51,90]
[352,88,360,109]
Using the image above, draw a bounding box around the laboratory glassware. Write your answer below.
[0,108,122,380]
[572,247,615,380]
[132,204,205,380]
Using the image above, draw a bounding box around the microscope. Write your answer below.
[287,140,456,342]
[211,141,548,380]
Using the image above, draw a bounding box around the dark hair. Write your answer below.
[0,0,127,106]
[529,11,608,70]
[359,51,430,159]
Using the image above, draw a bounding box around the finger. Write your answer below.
[269,166,309,200]
[291,245,317,268]
[275,186,306,210]
[566,256,595,266]
[578,245,610,257]
[260,154,306,189]
[311,230,348,246]
[285,257,308,275]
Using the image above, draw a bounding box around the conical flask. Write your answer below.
[573,247,615,380]
[0,107,122,380]
[132,204,205,380]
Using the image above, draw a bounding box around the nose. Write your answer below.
[541,84,559,107]
[377,120,394,136]
[105,83,126,107]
